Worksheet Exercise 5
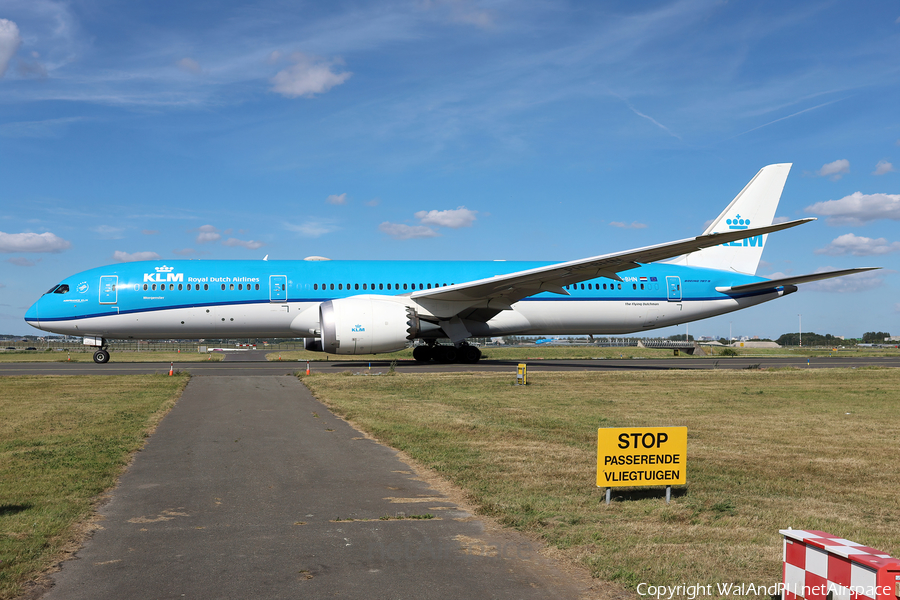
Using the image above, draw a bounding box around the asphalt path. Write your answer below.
[42,376,592,600]
[2,354,898,377]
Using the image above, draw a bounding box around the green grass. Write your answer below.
[0,350,222,363]
[0,374,188,599]
[270,344,900,362]
[303,368,900,594]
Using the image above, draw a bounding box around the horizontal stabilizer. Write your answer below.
[715,267,880,294]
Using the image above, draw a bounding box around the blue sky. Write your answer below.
[1,0,898,339]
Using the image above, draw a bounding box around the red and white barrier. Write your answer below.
[781,529,900,600]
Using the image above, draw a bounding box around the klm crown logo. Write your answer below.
[726,215,750,230]
[155,265,175,272]
[723,214,762,248]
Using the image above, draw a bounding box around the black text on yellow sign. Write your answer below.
[597,427,687,487]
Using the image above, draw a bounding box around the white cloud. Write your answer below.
[92,225,126,239]
[7,257,38,267]
[414,206,478,228]
[327,193,347,205]
[805,192,900,225]
[895,303,900,313]
[142,229,160,235]
[365,198,381,207]
[815,233,900,256]
[222,237,264,250]
[0,231,71,253]
[196,224,221,243]
[285,219,339,238]
[873,160,895,175]
[609,221,648,229]
[271,53,351,99]
[379,222,440,240]
[0,19,21,78]
[806,266,887,293]
[816,159,850,181]
[176,57,202,74]
[113,250,161,262]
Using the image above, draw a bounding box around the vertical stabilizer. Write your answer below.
[674,163,792,275]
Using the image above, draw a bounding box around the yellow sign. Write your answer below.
[516,363,527,385]
[597,427,687,487]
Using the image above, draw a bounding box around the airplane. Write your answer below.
[24,163,877,365]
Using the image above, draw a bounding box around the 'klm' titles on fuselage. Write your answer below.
[144,273,184,283]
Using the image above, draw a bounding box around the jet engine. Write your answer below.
[318,298,419,355]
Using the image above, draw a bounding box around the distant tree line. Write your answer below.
[773,332,895,346]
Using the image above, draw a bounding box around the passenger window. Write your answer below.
[640,284,644,290]
[255,284,259,290]
[281,284,285,291]
[314,284,318,290]
[338,284,343,290]
[618,284,622,290]
[143,284,148,291]
[204,284,209,290]
[152,284,157,291]
[427,284,432,289]
[379,283,383,290]
[632,284,636,290]
[362,283,367,290]
[355,284,359,290]
[330,284,334,290]
[403,283,408,290]
[387,284,392,290]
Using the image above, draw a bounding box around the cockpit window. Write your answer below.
[54,284,70,294]
[46,285,61,294]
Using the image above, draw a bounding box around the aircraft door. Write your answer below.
[99,276,118,304]
[269,275,287,302]
[666,276,682,302]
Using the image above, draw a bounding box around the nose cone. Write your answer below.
[24,298,42,330]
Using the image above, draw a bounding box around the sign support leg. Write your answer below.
[606,488,611,505]
[666,486,671,504]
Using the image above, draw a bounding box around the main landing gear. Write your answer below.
[413,343,482,364]
[93,349,110,364]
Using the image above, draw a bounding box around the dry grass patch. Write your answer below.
[0,374,188,599]
[303,368,900,594]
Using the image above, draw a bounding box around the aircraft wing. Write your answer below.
[411,218,814,309]
[715,267,880,294]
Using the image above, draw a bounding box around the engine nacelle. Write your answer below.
[320,297,419,355]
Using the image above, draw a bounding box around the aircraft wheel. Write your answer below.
[459,345,482,364]
[413,346,433,362]
[437,345,457,363]
[93,349,110,364]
